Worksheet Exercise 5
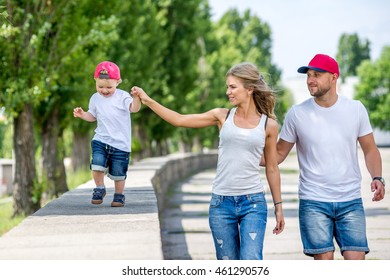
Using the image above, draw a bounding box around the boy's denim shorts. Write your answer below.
[90,140,130,181]
[299,198,369,257]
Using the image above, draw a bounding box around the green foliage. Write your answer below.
[204,8,286,124]
[0,1,290,215]
[1,1,287,157]
[336,33,370,80]
[355,46,390,131]
[0,115,13,158]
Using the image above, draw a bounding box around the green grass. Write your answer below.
[66,167,91,191]
[0,202,25,236]
[0,167,91,237]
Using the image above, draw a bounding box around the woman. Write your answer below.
[132,62,284,260]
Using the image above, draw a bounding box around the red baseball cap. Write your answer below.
[297,54,339,77]
[94,61,121,80]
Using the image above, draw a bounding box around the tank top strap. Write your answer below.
[259,114,268,130]
[227,107,237,122]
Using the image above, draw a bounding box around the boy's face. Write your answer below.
[95,78,119,97]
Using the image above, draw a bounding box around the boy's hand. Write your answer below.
[73,108,96,122]
[73,107,84,118]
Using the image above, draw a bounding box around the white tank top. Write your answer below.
[212,107,267,195]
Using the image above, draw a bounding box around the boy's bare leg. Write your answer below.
[114,180,125,194]
[92,170,105,187]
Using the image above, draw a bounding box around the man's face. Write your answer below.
[306,70,335,98]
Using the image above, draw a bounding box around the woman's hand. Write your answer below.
[273,204,285,234]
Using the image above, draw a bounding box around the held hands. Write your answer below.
[131,86,151,104]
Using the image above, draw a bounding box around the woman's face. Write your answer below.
[226,75,251,105]
[95,78,119,97]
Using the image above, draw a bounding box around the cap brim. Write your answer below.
[297,66,327,73]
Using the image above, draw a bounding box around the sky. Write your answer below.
[208,0,390,82]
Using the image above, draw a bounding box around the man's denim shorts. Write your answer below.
[299,198,369,256]
[90,140,130,181]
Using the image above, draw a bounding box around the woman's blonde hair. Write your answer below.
[226,62,276,120]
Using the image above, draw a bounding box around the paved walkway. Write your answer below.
[0,160,163,259]
[0,148,388,260]
[0,152,217,260]
[161,147,390,260]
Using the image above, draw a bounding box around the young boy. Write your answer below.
[73,61,141,207]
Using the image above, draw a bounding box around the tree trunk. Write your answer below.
[41,106,68,198]
[13,104,40,216]
[155,140,169,156]
[136,125,152,159]
[191,137,201,153]
[71,132,90,171]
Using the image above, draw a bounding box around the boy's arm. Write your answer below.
[130,94,141,113]
[73,107,96,122]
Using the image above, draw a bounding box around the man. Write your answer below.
[277,54,385,260]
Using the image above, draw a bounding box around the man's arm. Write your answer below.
[276,138,295,164]
[260,138,295,166]
[358,133,385,201]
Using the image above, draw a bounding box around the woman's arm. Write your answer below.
[132,86,227,129]
[264,118,285,234]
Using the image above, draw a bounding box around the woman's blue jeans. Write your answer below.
[209,192,267,260]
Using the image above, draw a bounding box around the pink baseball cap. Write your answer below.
[94,61,121,80]
[297,54,339,77]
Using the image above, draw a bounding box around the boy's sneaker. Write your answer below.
[91,188,106,204]
[111,193,125,207]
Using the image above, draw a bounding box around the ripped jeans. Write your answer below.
[209,192,267,260]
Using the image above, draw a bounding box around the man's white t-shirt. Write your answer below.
[88,89,133,152]
[279,95,373,202]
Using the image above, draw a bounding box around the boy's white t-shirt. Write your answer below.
[279,95,373,202]
[88,89,133,152]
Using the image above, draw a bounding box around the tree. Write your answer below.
[336,33,370,81]
[204,8,288,124]
[0,1,48,215]
[162,0,214,153]
[355,46,390,131]
[108,0,212,156]
[107,0,171,158]
[0,0,119,214]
